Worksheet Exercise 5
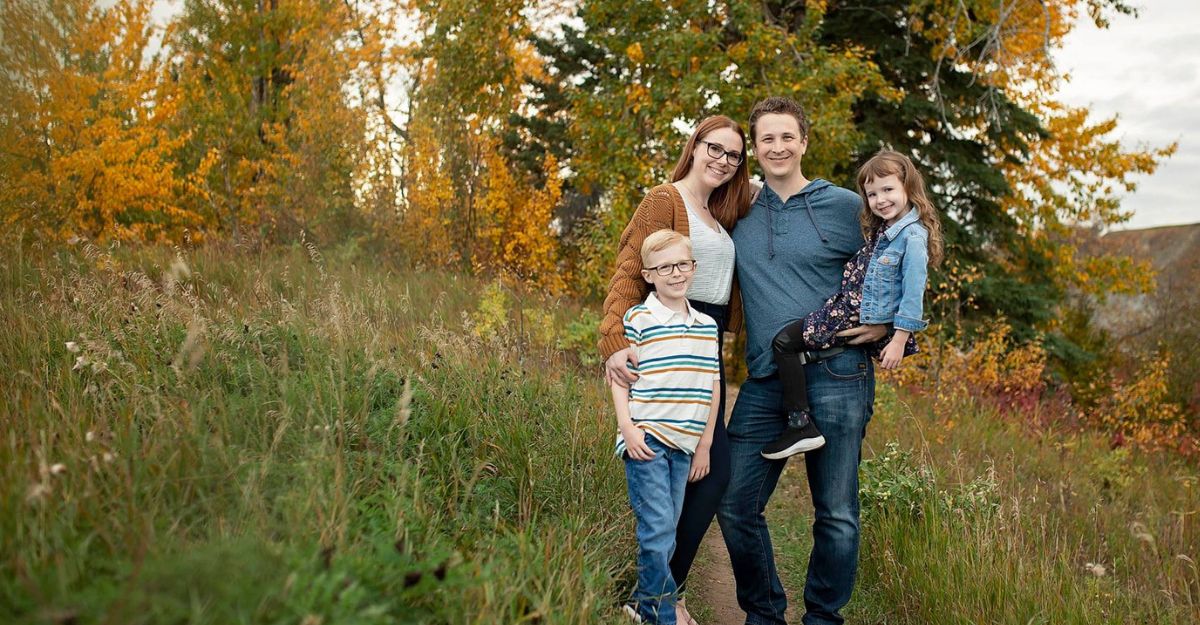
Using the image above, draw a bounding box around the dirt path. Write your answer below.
[685,385,745,625]
[685,524,743,625]
[687,385,802,625]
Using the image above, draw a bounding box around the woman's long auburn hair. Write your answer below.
[856,149,944,266]
[670,115,751,230]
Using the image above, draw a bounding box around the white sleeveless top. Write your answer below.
[676,186,735,305]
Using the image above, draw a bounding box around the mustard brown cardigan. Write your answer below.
[597,183,744,361]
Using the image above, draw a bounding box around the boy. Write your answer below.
[612,229,722,625]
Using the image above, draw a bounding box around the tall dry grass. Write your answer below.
[769,357,1200,624]
[1,239,629,624]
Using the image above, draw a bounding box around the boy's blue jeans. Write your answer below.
[625,435,691,625]
[717,349,875,625]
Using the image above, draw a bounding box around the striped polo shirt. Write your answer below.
[615,292,721,457]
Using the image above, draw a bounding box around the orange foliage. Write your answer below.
[885,322,1192,455]
[911,0,1174,300]
[477,151,566,292]
[392,0,564,285]
[998,103,1172,298]
[1,0,205,243]
[398,112,461,267]
[164,0,369,242]
[1089,353,1189,452]
[884,321,1047,413]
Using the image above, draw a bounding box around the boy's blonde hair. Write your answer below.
[640,229,692,265]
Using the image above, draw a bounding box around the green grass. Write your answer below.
[1,240,630,624]
[770,381,1200,623]
[4,240,1198,624]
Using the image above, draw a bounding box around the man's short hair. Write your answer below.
[749,96,810,143]
[640,229,692,266]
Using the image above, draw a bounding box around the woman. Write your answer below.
[599,115,751,625]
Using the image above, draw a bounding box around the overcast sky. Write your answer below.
[1055,0,1200,230]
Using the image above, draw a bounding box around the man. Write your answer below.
[719,96,886,625]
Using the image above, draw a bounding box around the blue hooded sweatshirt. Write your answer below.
[732,179,864,378]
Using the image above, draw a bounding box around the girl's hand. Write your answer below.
[879,340,905,370]
[689,444,711,482]
[605,348,639,388]
[621,426,656,461]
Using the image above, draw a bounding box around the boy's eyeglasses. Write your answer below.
[700,140,744,167]
[646,260,697,276]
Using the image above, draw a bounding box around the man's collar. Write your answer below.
[756,182,780,206]
[883,208,920,240]
[645,292,697,326]
[758,178,822,207]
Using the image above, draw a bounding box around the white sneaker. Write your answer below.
[622,604,644,623]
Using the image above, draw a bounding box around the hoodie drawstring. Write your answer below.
[767,185,830,260]
[768,207,776,259]
[803,194,829,244]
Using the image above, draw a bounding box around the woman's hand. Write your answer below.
[604,347,640,388]
[689,443,711,482]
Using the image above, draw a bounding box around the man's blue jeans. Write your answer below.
[625,435,691,625]
[717,349,875,625]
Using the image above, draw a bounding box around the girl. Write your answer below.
[761,149,944,460]
[599,115,751,625]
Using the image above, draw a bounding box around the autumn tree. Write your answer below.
[518,0,888,296]
[0,0,203,243]
[818,0,1173,353]
[165,0,368,243]
[397,0,566,287]
[477,149,566,291]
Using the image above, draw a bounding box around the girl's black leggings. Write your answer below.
[772,319,813,415]
[671,300,732,592]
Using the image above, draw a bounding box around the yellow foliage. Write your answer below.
[163,0,369,243]
[1091,353,1188,451]
[471,280,511,340]
[471,279,565,350]
[997,102,1173,298]
[1,0,205,243]
[477,151,565,292]
[625,42,645,64]
[907,1,1175,302]
[398,112,461,266]
[919,322,1048,408]
[886,322,1189,454]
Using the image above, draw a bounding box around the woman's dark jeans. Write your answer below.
[670,299,732,591]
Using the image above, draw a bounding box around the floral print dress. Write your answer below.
[799,228,919,360]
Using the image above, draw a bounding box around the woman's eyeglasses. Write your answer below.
[700,140,744,167]
[645,260,698,276]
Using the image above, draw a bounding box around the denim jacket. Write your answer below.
[860,208,929,332]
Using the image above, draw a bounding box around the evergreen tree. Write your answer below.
[819,0,1052,340]
[818,0,1170,357]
